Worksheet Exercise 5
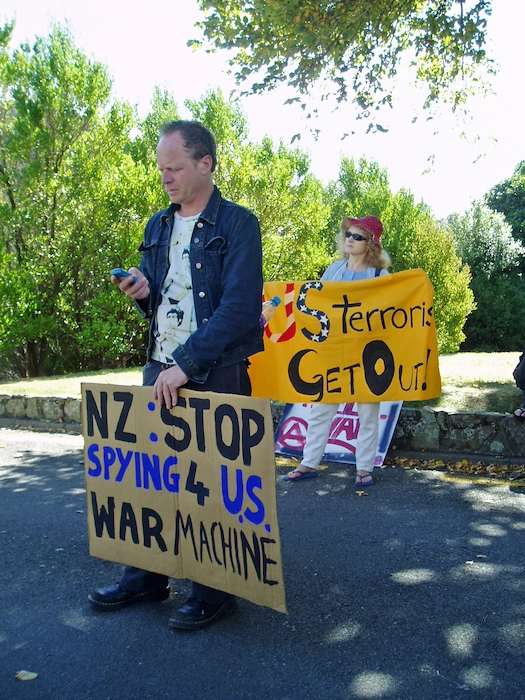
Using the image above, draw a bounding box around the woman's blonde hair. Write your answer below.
[338,218,391,269]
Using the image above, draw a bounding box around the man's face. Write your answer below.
[156,131,209,206]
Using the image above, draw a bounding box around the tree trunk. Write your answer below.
[27,338,47,377]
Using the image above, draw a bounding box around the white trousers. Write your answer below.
[300,402,380,473]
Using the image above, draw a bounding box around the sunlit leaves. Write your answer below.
[0,23,145,376]
[486,161,525,244]
[448,201,524,278]
[446,201,525,350]
[193,0,494,130]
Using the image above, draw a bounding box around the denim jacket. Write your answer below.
[135,186,264,383]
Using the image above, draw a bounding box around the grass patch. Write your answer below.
[0,352,522,415]
[404,352,521,414]
[0,367,142,399]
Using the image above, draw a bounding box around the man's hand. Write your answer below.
[153,365,189,409]
[110,267,150,300]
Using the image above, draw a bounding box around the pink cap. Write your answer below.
[347,216,383,246]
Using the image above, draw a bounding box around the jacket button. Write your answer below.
[197,222,203,228]
[199,291,206,298]
[194,237,200,244]
[202,318,209,323]
[195,262,202,269]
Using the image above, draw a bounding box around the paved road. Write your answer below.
[2,428,525,700]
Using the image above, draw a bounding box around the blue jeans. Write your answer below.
[119,359,251,604]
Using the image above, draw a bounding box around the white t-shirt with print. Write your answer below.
[151,212,200,364]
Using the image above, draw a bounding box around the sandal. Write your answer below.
[355,473,375,487]
[283,469,318,482]
[514,407,525,419]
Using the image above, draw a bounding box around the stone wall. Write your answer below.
[2,394,525,458]
[269,403,525,457]
[390,406,525,458]
[0,394,82,425]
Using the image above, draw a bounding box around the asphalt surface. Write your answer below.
[2,428,525,700]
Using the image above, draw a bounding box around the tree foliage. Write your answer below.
[394,218,474,353]
[486,160,525,245]
[446,201,525,350]
[192,0,493,130]
[448,200,524,277]
[0,24,147,376]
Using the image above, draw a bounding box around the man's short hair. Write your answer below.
[160,120,217,172]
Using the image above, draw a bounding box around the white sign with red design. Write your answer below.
[274,402,402,466]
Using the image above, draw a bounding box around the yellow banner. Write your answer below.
[249,269,441,404]
[82,384,286,613]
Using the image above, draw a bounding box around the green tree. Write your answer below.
[238,138,332,281]
[395,218,474,353]
[0,24,147,376]
[486,160,525,245]
[446,201,525,350]
[326,156,474,352]
[192,0,493,130]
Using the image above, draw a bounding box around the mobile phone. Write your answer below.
[111,268,138,283]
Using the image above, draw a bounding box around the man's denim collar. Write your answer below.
[160,185,221,226]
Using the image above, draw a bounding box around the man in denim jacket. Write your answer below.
[88,120,264,631]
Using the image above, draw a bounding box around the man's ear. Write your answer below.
[200,154,213,174]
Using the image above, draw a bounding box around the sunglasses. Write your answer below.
[345,231,369,241]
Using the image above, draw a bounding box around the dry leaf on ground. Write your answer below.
[15,670,38,681]
[384,456,525,480]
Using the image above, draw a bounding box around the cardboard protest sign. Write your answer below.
[82,384,286,613]
[249,269,441,404]
[275,402,402,466]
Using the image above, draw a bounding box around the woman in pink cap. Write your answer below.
[285,216,391,486]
